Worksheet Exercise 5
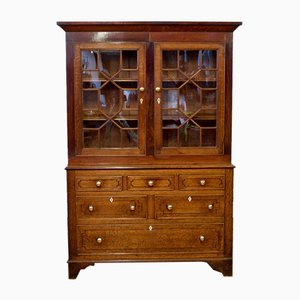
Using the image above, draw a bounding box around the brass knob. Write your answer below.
[96,237,102,244]
[96,180,102,187]
[155,87,161,92]
[148,180,154,187]
[167,204,173,211]
[139,87,145,92]
[88,205,94,212]
[200,179,206,186]
[199,235,205,242]
[130,204,136,211]
[208,204,213,210]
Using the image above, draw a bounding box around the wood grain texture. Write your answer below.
[155,195,224,219]
[76,195,147,220]
[59,21,240,278]
[76,223,224,254]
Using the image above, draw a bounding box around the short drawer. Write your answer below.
[127,175,175,191]
[77,223,224,254]
[76,196,147,219]
[75,176,122,192]
[155,195,224,219]
[179,175,225,190]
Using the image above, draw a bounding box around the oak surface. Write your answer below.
[59,21,241,278]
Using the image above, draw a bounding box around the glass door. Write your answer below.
[75,43,146,156]
[154,43,225,155]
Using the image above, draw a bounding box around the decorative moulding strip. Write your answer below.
[57,21,242,32]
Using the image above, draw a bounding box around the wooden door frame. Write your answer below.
[153,42,225,156]
[74,42,147,156]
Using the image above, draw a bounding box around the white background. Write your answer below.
[1,0,300,299]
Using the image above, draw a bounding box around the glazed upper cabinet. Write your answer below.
[74,41,225,157]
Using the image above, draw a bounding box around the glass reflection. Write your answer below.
[82,50,98,70]
[100,51,120,76]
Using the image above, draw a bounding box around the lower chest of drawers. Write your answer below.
[70,169,229,256]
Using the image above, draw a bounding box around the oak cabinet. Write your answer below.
[58,21,241,278]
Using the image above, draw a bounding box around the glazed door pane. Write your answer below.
[76,44,146,155]
[154,43,225,155]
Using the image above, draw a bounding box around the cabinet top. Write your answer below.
[57,21,242,32]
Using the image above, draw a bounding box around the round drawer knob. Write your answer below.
[208,204,213,210]
[167,204,173,211]
[148,180,154,187]
[96,180,102,187]
[88,205,94,212]
[96,237,102,244]
[130,204,136,211]
[155,87,161,92]
[199,235,205,242]
[200,179,206,186]
[139,86,145,92]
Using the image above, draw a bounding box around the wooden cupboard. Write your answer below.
[57,21,241,278]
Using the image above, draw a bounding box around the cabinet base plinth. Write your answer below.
[68,262,95,279]
[207,259,232,276]
[67,259,232,278]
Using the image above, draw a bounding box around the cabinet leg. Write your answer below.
[207,259,232,276]
[68,262,95,279]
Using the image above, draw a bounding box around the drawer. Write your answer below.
[77,223,224,254]
[155,195,224,219]
[179,175,225,190]
[75,176,122,192]
[76,196,147,219]
[127,175,175,191]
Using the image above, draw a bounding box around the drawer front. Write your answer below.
[75,176,122,192]
[179,175,225,190]
[155,195,224,219]
[127,176,175,191]
[76,196,147,219]
[77,223,224,254]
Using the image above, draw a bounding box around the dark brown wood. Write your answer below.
[153,42,225,156]
[66,39,75,158]
[224,33,233,155]
[146,42,154,155]
[68,262,95,279]
[67,170,77,260]
[149,32,226,43]
[59,21,240,278]
[224,168,234,256]
[207,259,232,276]
[57,21,242,32]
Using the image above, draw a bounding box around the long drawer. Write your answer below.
[76,196,147,220]
[155,195,224,219]
[77,223,224,254]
